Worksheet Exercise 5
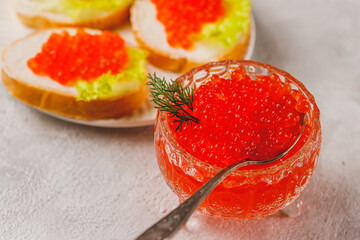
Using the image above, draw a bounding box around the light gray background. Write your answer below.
[0,0,359,239]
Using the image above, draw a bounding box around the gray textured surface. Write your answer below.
[1,0,360,239]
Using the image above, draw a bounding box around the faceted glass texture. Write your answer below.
[154,60,321,220]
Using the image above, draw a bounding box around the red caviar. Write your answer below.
[27,29,129,86]
[151,0,225,49]
[168,67,309,168]
[155,61,321,220]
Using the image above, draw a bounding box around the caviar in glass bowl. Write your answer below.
[154,60,321,220]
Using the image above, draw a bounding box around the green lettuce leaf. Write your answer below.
[33,0,132,21]
[201,0,251,48]
[75,47,148,101]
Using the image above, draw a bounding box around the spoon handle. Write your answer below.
[136,160,250,240]
[136,115,307,240]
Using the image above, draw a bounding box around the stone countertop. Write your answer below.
[0,0,359,239]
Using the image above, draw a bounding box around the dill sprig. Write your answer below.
[147,73,199,132]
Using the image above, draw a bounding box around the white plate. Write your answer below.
[35,100,157,128]
[3,15,256,128]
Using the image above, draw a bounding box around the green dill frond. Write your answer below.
[147,73,199,131]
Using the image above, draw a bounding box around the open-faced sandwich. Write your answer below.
[14,0,133,29]
[131,0,251,72]
[1,28,148,120]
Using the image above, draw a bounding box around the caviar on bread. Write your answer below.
[14,0,132,29]
[131,0,251,72]
[1,28,148,120]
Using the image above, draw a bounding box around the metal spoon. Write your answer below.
[136,114,307,240]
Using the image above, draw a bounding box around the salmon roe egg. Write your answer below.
[168,67,309,168]
[27,29,129,86]
[151,0,225,49]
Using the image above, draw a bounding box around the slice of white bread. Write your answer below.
[1,28,148,120]
[130,0,251,73]
[14,0,131,30]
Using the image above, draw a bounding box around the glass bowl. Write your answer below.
[154,60,321,220]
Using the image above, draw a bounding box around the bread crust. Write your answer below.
[132,22,251,73]
[16,5,130,30]
[1,69,148,120]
